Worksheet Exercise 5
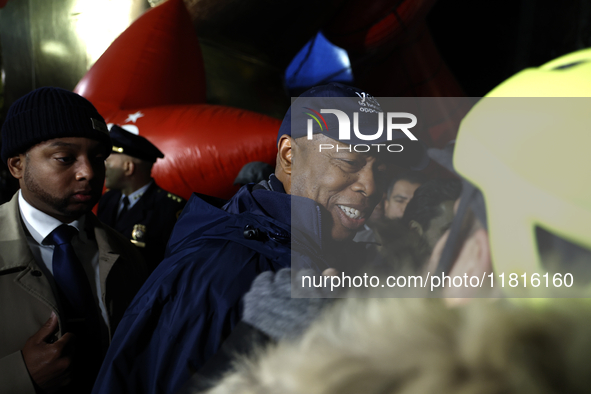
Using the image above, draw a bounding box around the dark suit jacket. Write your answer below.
[98,182,186,271]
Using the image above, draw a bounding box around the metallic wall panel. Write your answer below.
[199,38,289,119]
[0,0,35,104]
[0,0,147,108]
[32,0,89,91]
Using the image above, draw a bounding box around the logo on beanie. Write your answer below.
[91,118,109,135]
[354,92,382,113]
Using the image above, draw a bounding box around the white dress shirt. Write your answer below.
[18,191,109,328]
[117,180,153,216]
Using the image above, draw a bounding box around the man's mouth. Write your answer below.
[72,190,95,202]
[338,205,364,220]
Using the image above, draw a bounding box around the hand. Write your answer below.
[22,312,75,393]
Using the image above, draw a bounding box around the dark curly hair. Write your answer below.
[402,179,462,231]
[386,172,427,199]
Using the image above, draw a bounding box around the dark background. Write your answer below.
[428,0,591,96]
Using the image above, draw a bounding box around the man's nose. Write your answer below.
[352,166,377,197]
[76,156,95,181]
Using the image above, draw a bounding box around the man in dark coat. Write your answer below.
[97,126,186,271]
[91,83,428,394]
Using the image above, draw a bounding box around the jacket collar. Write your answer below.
[170,177,365,271]
[225,176,327,254]
[249,176,367,271]
[115,181,159,229]
[0,192,122,272]
[0,193,36,272]
[18,190,84,246]
[85,214,122,289]
[123,180,153,210]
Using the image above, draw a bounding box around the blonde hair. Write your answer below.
[205,298,591,394]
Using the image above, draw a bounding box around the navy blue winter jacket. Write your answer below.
[91,177,336,394]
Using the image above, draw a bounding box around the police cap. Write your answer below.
[110,125,164,163]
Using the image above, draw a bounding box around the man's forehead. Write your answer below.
[42,136,102,145]
[394,179,420,188]
[389,179,419,196]
[33,136,110,153]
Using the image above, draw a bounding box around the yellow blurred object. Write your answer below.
[453,48,591,296]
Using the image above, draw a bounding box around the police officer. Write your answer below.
[98,125,186,271]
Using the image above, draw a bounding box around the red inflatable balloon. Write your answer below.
[76,0,207,112]
[103,105,280,199]
[75,0,280,200]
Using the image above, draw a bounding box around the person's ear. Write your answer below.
[7,155,25,180]
[123,159,135,176]
[277,135,292,176]
[409,220,424,236]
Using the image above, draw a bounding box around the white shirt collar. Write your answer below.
[122,180,153,209]
[18,190,84,245]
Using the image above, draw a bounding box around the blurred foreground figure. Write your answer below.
[203,298,591,394]
[98,125,186,271]
[423,47,591,298]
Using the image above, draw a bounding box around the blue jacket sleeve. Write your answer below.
[92,238,285,394]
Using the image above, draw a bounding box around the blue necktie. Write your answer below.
[46,224,103,389]
[47,225,97,319]
[117,195,130,221]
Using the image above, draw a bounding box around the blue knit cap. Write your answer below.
[1,87,112,164]
[277,83,377,144]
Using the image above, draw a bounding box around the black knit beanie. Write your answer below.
[1,87,112,165]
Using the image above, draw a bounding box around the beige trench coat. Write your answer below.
[0,193,148,393]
